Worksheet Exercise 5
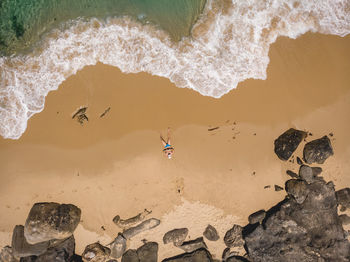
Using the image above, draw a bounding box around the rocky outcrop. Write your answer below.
[110,234,127,259]
[303,136,334,164]
[298,165,314,184]
[121,249,139,262]
[274,128,307,161]
[203,225,219,241]
[82,242,111,262]
[163,228,188,246]
[244,177,350,262]
[162,248,212,262]
[24,203,81,244]
[0,246,18,262]
[336,188,350,209]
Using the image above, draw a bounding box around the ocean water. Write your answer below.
[0,0,349,139]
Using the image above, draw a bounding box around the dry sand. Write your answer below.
[0,32,350,259]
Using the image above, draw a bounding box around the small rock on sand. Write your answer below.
[179,237,207,253]
[163,228,188,246]
[274,128,307,161]
[274,185,284,192]
[224,225,244,248]
[303,136,334,164]
[123,218,160,239]
[336,188,350,208]
[203,225,219,241]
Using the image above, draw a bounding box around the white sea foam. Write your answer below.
[0,0,349,139]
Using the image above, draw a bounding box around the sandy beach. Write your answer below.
[1,32,350,259]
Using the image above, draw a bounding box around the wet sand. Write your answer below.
[0,33,350,259]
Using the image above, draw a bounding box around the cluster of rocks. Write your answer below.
[1,128,350,262]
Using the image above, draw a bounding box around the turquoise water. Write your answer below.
[0,0,206,56]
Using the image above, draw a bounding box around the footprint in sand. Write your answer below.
[175,177,185,195]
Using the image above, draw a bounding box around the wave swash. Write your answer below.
[0,0,349,139]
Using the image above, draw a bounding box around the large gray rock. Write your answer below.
[285,179,309,204]
[244,177,350,262]
[24,203,81,244]
[121,249,138,262]
[223,225,244,248]
[179,237,207,253]
[82,242,111,262]
[163,228,188,246]
[203,225,219,241]
[298,165,314,184]
[303,136,334,164]
[12,225,49,258]
[123,218,160,239]
[137,242,158,262]
[336,188,350,208]
[0,246,18,262]
[226,256,249,262]
[110,234,126,259]
[248,210,266,225]
[162,248,213,262]
[274,128,307,161]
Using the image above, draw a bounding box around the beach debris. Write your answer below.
[24,202,81,244]
[224,225,244,248]
[113,209,152,229]
[296,157,303,165]
[122,218,160,239]
[110,234,127,259]
[72,107,89,125]
[274,128,307,161]
[285,179,309,204]
[329,132,334,137]
[11,225,49,257]
[303,136,334,164]
[264,185,271,189]
[208,126,219,131]
[203,224,219,241]
[248,210,266,225]
[163,228,188,246]
[100,107,111,118]
[137,242,158,262]
[162,248,213,262]
[299,165,314,184]
[286,170,298,179]
[178,237,207,253]
[274,185,284,192]
[122,249,138,262]
[336,188,350,209]
[82,242,111,262]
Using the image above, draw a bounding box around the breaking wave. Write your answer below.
[0,0,349,139]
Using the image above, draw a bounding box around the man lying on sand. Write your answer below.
[160,128,174,159]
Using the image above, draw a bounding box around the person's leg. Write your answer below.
[160,135,167,147]
[167,127,171,145]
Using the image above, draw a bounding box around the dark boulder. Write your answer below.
[274,128,307,161]
[303,136,334,164]
[274,185,283,192]
[12,225,49,258]
[311,167,322,176]
[226,256,249,262]
[223,225,244,248]
[81,242,110,262]
[336,188,350,208]
[179,237,207,253]
[122,249,139,262]
[137,242,158,262]
[286,170,298,179]
[285,179,309,204]
[163,228,188,246]
[244,177,350,262]
[203,225,219,241]
[162,248,213,262]
[248,210,266,225]
[24,203,81,244]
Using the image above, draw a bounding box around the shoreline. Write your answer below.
[0,33,350,259]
